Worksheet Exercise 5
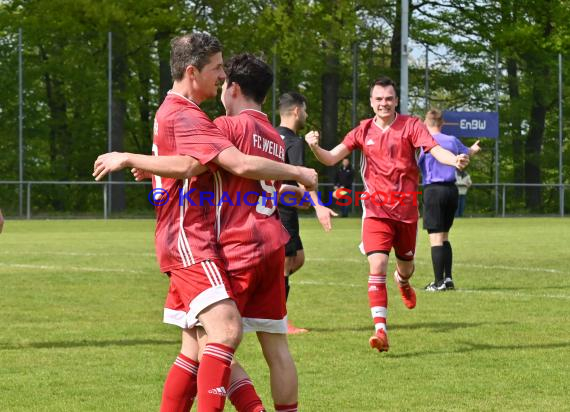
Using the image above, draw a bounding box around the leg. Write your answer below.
[442,236,455,289]
[366,252,390,352]
[361,218,396,352]
[426,231,447,291]
[284,240,304,301]
[257,332,298,410]
[226,362,266,412]
[284,249,305,279]
[440,187,457,289]
[393,257,417,308]
[197,326,266,412]
[284,246,307,334]
[196,299,243,412]
[160,328,200,412]
[423,184,455,291]
[391,220,418,307]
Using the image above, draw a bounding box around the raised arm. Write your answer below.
[305,131,351,166]
[468,140,481,156]
[93,152,207,181]
[429,145,470,170]
[213,146,318,191]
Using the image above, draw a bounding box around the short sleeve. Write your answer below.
[174,110,233,168]
[455,137,470,155]
[409,117,438,152]
[342,127,361,152]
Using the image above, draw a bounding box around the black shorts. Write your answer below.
[422,183,459,233]
[279,206,304,256]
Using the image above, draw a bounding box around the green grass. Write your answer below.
[1,218,569,411]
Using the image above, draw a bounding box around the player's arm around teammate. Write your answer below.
[93,148,318,191]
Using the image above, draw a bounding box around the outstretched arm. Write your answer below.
[213,146,318,191]
[468,140,481,156]
[93,152,207,181]
[429,145,470,170]
[305,131,351,166]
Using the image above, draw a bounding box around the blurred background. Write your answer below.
[0,0,568,218]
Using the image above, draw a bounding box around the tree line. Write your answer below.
[0,0,568,215]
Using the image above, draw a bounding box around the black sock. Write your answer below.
[285,276,290,301]
[443,241,453,279]
[431,246,445,284]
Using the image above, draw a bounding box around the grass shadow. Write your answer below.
[387,341,570,359]
[0,338,178,351]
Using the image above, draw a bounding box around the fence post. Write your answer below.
[26,182,31,219]
[560,184,565,217]
[103,184,108,220]
[502,185,506,217]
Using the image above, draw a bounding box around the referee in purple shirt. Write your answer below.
[419,109,481,291]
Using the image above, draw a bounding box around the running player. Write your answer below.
[305,76,469,352]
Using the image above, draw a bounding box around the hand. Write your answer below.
[298,167,318,192]
[470,140,481,155]
[455,154,470,170]
[131,168,153,181]
[314,204,338,232]
[305,130,320,149]
[93,152,129,181]
[0,209,4,234]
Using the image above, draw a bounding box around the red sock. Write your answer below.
[227,378,265,412]
[160,353,199,412]
[275,403,298,411]
[197,343,235,412]
[368,274,388,332]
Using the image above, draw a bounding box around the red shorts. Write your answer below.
[163,259,234,329]
[362,217,417,261]
[228,246,287,334]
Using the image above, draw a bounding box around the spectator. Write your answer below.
[334,158,354,217]
[455,170,472,217]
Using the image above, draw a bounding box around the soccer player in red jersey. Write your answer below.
[305,77,469,352]
[93,33,316,412]
[212,53,299,412]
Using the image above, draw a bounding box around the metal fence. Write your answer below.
[0,181,568,219]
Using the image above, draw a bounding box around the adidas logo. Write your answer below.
[208,386,227,396]
[368,285,378,292]
[405,251,414,256]
[366,139,375,145]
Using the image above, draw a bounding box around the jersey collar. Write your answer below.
[167,90,200,109]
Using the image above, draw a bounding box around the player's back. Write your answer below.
[214,110,290,272]
[152,92,228,272]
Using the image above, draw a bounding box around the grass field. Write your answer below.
[1,217,569,411]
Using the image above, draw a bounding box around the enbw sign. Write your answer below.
[441,111,499,139]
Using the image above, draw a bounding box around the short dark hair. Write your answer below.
[370,76,398,96]
[170,32,223,81]
[224,53,273,104]
[278,92,307,114]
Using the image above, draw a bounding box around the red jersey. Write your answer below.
[213,110,290,272]
[342,114,438,223]
[152,91,233,272]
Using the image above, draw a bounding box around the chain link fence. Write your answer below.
[1,181,568,219]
